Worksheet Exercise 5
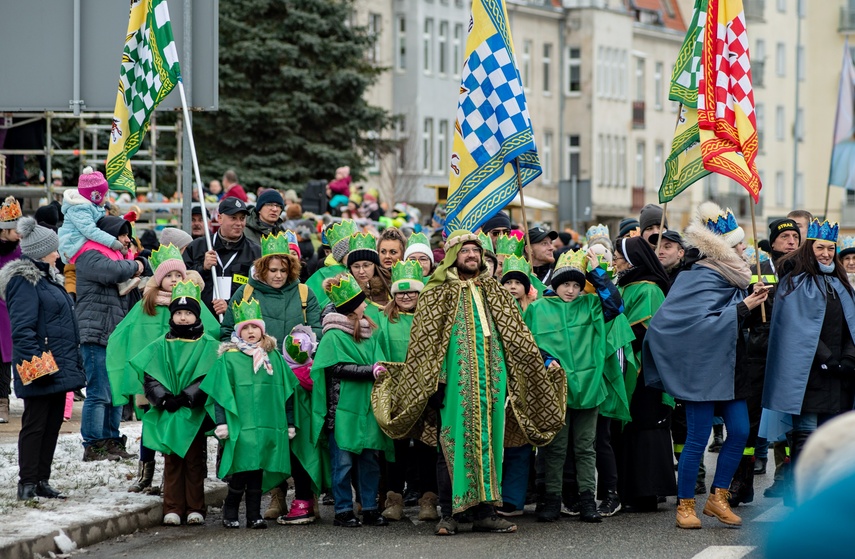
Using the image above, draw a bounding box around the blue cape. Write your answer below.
[762,273,855,415]
[643,266,746,402]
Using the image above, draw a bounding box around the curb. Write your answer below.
[2,482,228,559]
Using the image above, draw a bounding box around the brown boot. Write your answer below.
[382,491,404,521]
[702,488,742,526]
[0,397,9,423]
[676,498,702,529]
[418,491,440,521]
[263,487,288,520]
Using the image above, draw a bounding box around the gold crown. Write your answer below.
[0,196,22,223]
[17,351,59,385]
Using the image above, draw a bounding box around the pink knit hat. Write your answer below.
[78,167,109,206]
[236,319,266,337]
[154,259,187,287]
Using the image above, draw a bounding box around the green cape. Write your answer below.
[130,334,220,457]
[310,328,393,456]
[524,294,607,410]
[600,315,635,422]
[107,302,220,406]
[375,312,414,363]
[305,264,346,308]
[201,348,296,492]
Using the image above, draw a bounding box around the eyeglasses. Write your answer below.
[396,292,417,299]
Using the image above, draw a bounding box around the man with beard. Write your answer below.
[372,230,567,536]
[0,196,21,422]
[729,218,800,507]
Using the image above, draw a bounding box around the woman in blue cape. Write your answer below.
[643,202,767,530]
[762,218,855,495]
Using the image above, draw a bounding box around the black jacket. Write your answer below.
[183,232,260,314]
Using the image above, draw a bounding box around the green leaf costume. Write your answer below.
[305,263,346,308]
[200,348,296,492]
[310,328,393,457]
[129,334,220,457]
[107,302,220,406]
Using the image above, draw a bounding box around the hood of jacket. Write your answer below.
[97,215,132,238]
[0,257,47,300]
[62,189,93,207]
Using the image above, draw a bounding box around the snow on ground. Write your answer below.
[0,420,223,548]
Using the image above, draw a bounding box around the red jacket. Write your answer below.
[222,184,248,202]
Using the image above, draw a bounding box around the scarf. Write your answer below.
[322,312,373,338]
[155,289,172,307]
[168,319,204,340]
[229,331,273,375]
[697,257,752,289]
[819,261,836,274]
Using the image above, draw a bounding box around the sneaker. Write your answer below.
[163,513,181,526]
[434,515,458,536]
[362,510,390,526]
[333,510,361,528]
[695,480,707,496]
[277,499,315,525]
[560,499,581,516]
[536,494,561,522]
[321,493,335,506]
[403,489,420,507]
[82,442,120,462]
[472,514,517,533]
[247,519,267,529]
[187,512,205,525]
[597,490,622,517]
[754,457,768,475]
[578,491,602,523]
[496,503,523,517]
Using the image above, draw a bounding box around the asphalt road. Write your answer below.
[80,454,783,559]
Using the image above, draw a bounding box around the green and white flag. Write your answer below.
[106,0,181,194]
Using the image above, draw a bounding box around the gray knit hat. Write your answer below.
[160,227,193,250]
[17,217,58,259]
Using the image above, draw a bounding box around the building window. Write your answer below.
[395,15,406,71]
[597,47,604,97]
[797,45,805,81]
[566,134,581,181]
[368,13,382,64]
[522,40,532,90]
[776,105,785,141]
[598,134,604,186]
[654,142,664,189]
[776,42,786,77]
[423,18,434,74]
[775,171,785,206]
[619,137,627,187]
[566,47,581,95]
[423,118,433,172]
[796,107,804,141]
[635,57,645,102]
[606,135,613,187]
[438,22,448,75]
[777,0,786,12]
[543,43,553,95]
[654,62,664,110]
[437,120,447,172]
[756,103,765,150]
[619,50,627,99]
[453,24,463,76]
[542,132,553,183]
[610,49,618,99]
[635,141,646,187]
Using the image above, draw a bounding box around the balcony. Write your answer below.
[842,7,855,32]
[631,186,645,213]
[632,101,645,129]
[744,0,765,22]
[752,58,765,88]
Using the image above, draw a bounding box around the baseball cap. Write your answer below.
[218,197,249,216]
[528,226,558,244]
[648,230,684,248]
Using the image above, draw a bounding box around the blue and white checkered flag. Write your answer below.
[445,0,541,235]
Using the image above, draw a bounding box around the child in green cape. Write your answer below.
[376,261,439,522]
[311,273,392,528]
[201,298,298,529]
[524,248,624,524]
[133,280,220,526]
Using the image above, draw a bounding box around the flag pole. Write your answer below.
[177,79,221,302]
[654,202,668,254]
[513,159,532,257]
[749,196,766,323]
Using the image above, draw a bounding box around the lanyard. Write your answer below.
[213,233,239,273]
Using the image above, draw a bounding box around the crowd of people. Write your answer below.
[4,166,855,540]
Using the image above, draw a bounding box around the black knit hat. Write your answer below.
[501,270,531,293]
[639,204,668,233]
[768,218,800,246]
[335,289,366,316]
[618,218,639,238]
[169,295,201,319]
[347,249,380,268]
[551,268,586,289]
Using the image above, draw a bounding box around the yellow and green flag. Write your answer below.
[106,0,181,194]
[444,0,541,234]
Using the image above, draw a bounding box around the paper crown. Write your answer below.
[839,235,855,253]
[555,249,588,273]
[150,243,182,271]
[495,233,525,257]
[502,255,532,277]
[705,208,740,236]
[171,279,201,303]
[16,351,59,385]
[391,260,425,293]
[284,229,299,248]
[349,232,377,253]
[261,231,290,258]
[0,196,22,223]
[324,273,364,308]
[586,224,610,246]
[233,297,264,325]
[478,231,495,254]
[807,218,839,243]
[407,231,430,249]
[326,220,357,248]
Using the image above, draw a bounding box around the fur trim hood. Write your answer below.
[684,202,743,264]
[0,258,63,300]
[62,189,92,207]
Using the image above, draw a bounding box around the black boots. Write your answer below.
[245,489,267,529]
[536,493,562,522]
[222,487,243,528]
[727,456,755,507]
[578,490,602,523]
[17,482,37,501]
[35,480,66,499]
[128,461,156,493]
[708,424,724,453]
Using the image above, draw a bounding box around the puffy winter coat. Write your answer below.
[75,247,140,346]
[0,257,85,399]
[57,190,116,263]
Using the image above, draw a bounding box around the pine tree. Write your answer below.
[194,0,397,193]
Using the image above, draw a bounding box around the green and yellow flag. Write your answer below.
[106,0,181,194]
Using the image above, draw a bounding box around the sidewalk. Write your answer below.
[0,395,227,559]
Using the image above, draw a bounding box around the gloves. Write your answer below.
[427,383,446,410]
[372,363,387,380]
[162,395,181,413]
[176,392,191,408]
[215,424,229,440]
[288,426,296,440]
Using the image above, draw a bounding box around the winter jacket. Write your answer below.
[220,275,322,344]
[182,233,260,315]
[0,257,85,399]
[74,247,140,346]
[243,208,283,245]
[222,184,248,202]
[0,240,21,362]
[58,190,116,264]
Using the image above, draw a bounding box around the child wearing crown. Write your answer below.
[523,247,625,524]
[500,255,536,313]
[201,297,298,529]
[57,167,124,264]
[311,272,393,528]
[130,281,220,526]
[106,243,219,493]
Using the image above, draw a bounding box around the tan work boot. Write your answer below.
[676,498,702,529]
[0,397,9,423]
[382,491,404,521]
[418,491,440,521]
[263,487,287,520]
[703,488,742,526]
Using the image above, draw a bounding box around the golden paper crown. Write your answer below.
[17,351,59,385]
[555,249,588,273]
[0,196,23,223]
